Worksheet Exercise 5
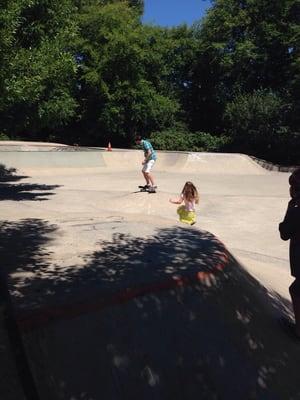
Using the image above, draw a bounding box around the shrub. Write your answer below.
[0,133,10,140]
[224,90,289,157]
[150,129,229,152]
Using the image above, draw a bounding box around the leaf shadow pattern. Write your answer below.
[0,219,57,277]
[0,218,58,319]
[10,227,232,313]
[0,163,60,201]
[0,218,58,400]
[0,164,28,182]
[2,220,300,399]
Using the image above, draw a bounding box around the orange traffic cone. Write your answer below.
[107,142,112,151]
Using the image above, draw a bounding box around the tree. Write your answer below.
[185,0,300,138]
[0,0,78,140]
[72,1,179,146]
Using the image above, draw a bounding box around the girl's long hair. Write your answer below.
[181,181,199,204]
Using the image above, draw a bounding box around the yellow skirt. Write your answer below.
[177,206,196,225]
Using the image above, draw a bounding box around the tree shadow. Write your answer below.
[0,163,60,201]
[1,219,300,399]
[7,226,235,312]
[0,218,58,322]
[0,164,28,182]
[0,219,57,400]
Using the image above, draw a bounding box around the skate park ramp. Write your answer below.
[0,140,69,151]
[0,140,265,174]
[1,141,299,400]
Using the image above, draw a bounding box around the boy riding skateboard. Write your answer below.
[135,136,157,193]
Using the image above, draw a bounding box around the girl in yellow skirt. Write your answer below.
[169,181,199,225]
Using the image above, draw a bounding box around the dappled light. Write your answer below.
[0,219,57,276]
[9,225,230,314]
[1,218,300,399]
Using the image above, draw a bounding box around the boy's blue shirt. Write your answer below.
[142,139,157,161]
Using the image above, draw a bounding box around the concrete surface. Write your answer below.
[0,142,298,400]
[0,141,68,151]
[0,305,26,400]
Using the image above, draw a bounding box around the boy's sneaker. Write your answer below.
[138,185,150,190]
[148,186,156,193]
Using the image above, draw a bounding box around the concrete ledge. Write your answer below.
[250,156,299,173]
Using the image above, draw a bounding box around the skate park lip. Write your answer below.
[1,140,298,400]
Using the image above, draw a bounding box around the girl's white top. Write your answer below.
[181,194,196,212]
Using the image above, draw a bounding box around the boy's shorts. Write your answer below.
[142,159,155,173]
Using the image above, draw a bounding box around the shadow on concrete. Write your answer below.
[0,164,60,201]
[0,219,57,278]
[0,164,28,182]
[0,219,58,400]
[1,219,300,399]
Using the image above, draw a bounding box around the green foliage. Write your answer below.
[96,0,144,15]
[0,0,78,138]
[200,0,299,90]
[0,133,10,141]
[74,1,180,145]
[150,128,229,152]
[223,90,299,162]
[186,0,300,138]
[225,90,285,139]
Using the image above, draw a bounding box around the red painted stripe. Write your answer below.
[16,248,229,332]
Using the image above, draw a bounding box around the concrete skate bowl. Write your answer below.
[101,151,266,174]
[2,142,297,399]
[0,141,72,151]
[0,219,299,400]
[0,141,266,175]
[0,141,107,175]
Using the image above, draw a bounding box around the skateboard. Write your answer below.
[138,185,157,193]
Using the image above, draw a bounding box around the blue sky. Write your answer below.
[142,0,212,27]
